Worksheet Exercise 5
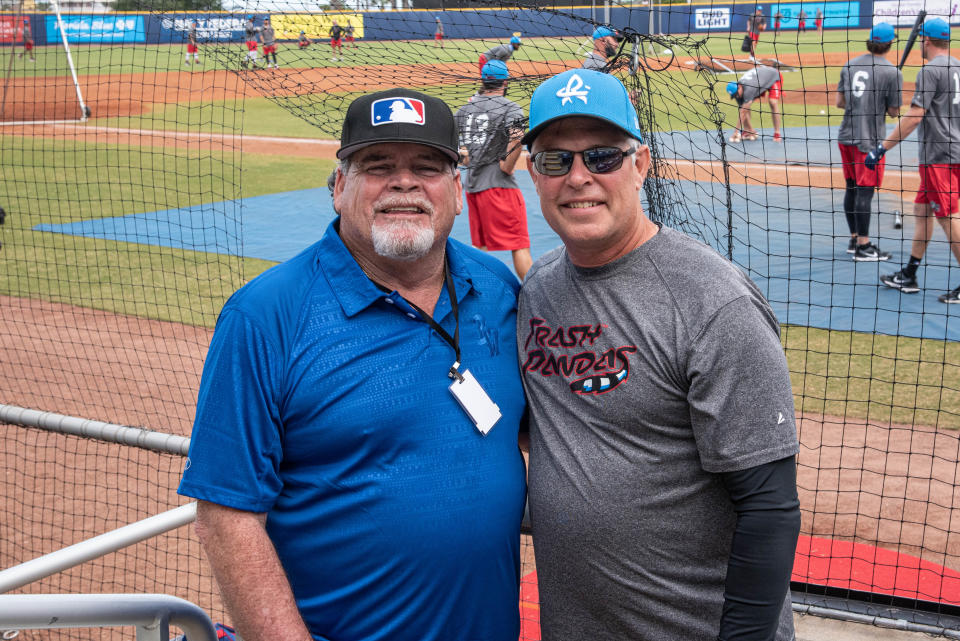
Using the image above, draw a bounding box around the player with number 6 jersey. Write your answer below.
[870,18,960,302]
[836,22,902,261]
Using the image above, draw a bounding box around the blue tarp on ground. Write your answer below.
[36,150,960,341]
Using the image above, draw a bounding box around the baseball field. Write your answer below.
[2,15,960,638]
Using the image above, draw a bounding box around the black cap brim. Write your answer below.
[337,140,460,162]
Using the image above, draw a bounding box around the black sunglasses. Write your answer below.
[532,146,636,176]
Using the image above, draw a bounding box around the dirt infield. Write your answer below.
[0,60,574,122]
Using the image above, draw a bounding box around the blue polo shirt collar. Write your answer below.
[317,218,476,319]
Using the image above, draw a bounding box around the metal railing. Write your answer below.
[0,594,217,641]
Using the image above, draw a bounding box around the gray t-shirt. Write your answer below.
[261,25,275,46]
[582,51,607,71]
[738,64,781,104]
[518,226,799,641]
[483,43,514,61]
[912,54,960,164]
[454,94,524,192]
[837,53,902,152]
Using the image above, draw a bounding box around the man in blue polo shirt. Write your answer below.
[179,88,527,641]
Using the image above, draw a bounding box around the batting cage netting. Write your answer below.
[2,0,960,637]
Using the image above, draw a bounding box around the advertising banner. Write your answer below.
[693,7,732,30]
[157,15,247,43]
[771,2,860,29]
[45,15,145,43]
[272,14,364,40]
[0,15,30,43]
[873,0,952,25]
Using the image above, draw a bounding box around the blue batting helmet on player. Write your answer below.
[922,17,950,40]
[481,59,510,80]
[510,35,521,45]
[592,26,617,40]
[726,81,739,97]
[522,68,643,147]
[869,22,896,43]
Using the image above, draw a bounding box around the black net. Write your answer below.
[2,0,960,635]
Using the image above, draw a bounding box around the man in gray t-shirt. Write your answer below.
[836,22,902,261]
[870,18,960,303]
[185,20,200,66]
[454,59,531,279]
[477,35,520,74]
[726,63,782,142]
[260,17,278,69]
[519,67,800,641]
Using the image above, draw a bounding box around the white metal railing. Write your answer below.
[0,404,189,456]
[0,594,216,641]
[0,503,197,594]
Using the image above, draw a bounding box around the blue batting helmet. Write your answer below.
[922,17,950,40]
[869,22,896,43]
[481,59,510,80]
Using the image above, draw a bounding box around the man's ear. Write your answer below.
[634,145,651,190]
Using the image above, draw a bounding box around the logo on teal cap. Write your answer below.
[521,69,643,147]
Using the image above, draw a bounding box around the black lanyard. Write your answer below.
[373,262,463,382]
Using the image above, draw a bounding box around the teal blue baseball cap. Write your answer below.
[922,17,950,40]
[481,59,509,80]
[521,69,643,147]
[726,81,739,97]
[870,22,896,43]
[592,26,617,40]
[510,35,521,45]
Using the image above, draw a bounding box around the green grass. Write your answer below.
[0,134,335,327]
[784,326,960,429]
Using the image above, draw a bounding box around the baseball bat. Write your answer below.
[898,10,926,70]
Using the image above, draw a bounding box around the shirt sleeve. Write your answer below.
[178,307,285,512]
[686,295,799,473]
[718,456,802,641]
[912,65,936,110]
[889,68,904,110]
[837,66,847,97]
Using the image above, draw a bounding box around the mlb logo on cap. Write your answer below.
[338,88,459,161]
[371,97,426,126]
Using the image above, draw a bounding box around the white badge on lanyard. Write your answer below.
[449,364,501,435]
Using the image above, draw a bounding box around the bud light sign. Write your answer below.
[695,8,730,29]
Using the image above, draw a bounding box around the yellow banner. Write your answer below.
[272,14,364,40]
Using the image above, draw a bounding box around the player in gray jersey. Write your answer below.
[868,18,960,302]
[583,26,618,71]
[836,23,902,261]
[519,68,800,641]
[260,18,278,69]
[726,63,783,142]
[242,16,260,69]
[454,60,531,279]
[185,20,200,66]
[477,36,520,74]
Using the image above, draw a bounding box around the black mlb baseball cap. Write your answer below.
[337,88,459,163]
